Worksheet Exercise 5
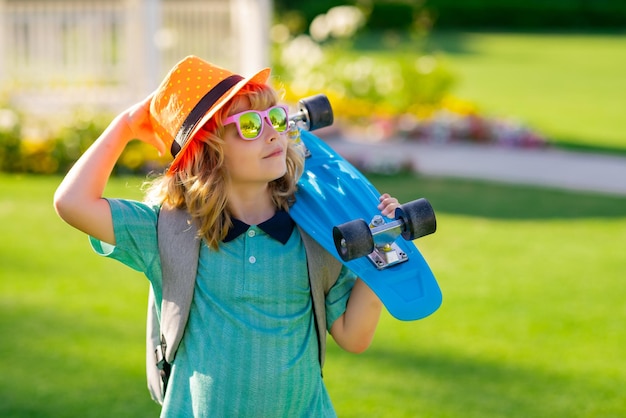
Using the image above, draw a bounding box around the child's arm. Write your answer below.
[330,278,383,354]
[53,95,165,245]
[329,194,399,353]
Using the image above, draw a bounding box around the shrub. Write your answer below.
[0,107,168,175]
[49,113,112,174]
[366,1,417,31]
[0,108,23,172]
[424,0,626,29]
[272,5,455,128]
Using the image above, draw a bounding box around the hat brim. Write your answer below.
[168,67,272,172]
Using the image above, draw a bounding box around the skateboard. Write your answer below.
[288,95,442,321]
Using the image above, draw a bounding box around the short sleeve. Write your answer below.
[324,265,357,330]
[89,198,161,280]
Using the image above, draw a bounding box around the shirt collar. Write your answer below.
[223,209,294,245]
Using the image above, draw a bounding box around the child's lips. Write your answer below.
[264,147,284,158]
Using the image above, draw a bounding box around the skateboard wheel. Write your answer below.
[332,219,374,262]
[395,198,437,240]
[298,94,334,131]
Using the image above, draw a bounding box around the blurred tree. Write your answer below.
[274,0,429,34]
[423,0,626,29]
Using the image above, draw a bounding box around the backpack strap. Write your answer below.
[146,285,164,403]
[158,206,200,364]
[298,226,343,370]
[147,206,200,404]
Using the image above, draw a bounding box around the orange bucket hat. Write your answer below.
[149,55,271,171]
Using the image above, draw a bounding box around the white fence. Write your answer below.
[0,0,271,114]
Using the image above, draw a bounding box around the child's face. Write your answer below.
[222,100,288,187]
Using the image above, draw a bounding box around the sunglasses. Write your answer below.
[223,105,289,140]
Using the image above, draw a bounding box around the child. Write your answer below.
[54,56,399,417]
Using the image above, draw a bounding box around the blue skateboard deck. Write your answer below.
[290,130,442,321]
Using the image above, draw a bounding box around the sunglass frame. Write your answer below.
[223,105,289,140]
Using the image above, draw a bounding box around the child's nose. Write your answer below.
[263,118,279,141]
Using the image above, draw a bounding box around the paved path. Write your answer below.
[325,138,626,196]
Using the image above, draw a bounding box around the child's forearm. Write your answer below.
[54,95,160,244]
[53,116,133,244]
[330,278,382,353]
[59,117,132,200]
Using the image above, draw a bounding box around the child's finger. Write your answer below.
[146,134,167,157]
[378,194,399,218]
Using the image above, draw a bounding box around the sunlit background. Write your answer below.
[1,1,625,417]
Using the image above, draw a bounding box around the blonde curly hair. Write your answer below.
[144,82,304,250]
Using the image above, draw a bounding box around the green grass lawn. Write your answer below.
[426,31,626,152]
[1,174,625,417]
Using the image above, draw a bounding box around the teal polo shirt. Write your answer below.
[90,199,356,417]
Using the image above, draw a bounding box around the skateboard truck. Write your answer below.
[365,215,409,269]
[333,198,437,270]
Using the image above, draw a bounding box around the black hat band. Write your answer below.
[171,74,244,157]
